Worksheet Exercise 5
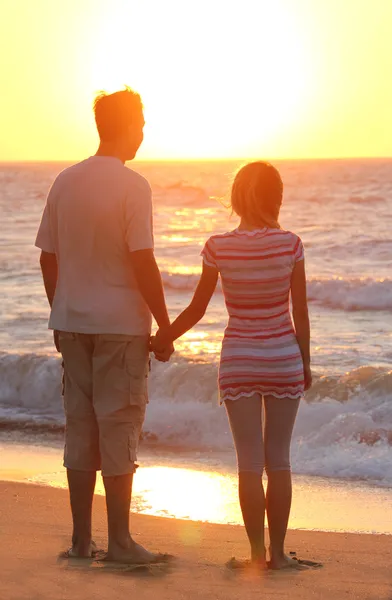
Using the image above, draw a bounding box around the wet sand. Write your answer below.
[0,480,390,600]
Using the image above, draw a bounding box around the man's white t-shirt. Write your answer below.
[35,156,153,335]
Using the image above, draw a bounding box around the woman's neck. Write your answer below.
[238,219,268,231]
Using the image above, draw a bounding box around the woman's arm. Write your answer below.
[154,262,219,347]
[291,258,312,390]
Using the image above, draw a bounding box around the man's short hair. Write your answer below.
[93,87,143,142]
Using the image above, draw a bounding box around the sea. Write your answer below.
[1,158,392,534]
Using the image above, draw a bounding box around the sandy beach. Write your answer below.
[0,479,390,600]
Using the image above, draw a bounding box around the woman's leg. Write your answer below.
[263,396,300,568]
[225,394,266,565]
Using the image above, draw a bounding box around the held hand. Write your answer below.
[304,363,312,391]
[150,335,174,363]
[156,342,175,362]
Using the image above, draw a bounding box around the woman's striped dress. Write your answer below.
[201,227,305,402]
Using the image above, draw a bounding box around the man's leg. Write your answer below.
[96,335,161,563]
[103,470,159,563]
[103,472,133,551]
[60,332,101,557]
[67,469,97,557]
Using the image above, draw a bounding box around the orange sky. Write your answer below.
[1,0,391,160]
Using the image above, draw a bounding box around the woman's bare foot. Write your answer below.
[268,553,307,570]
[251,549,267,570]
[226,557,267,572]
[106,540,167,565]
[68,539,98,558]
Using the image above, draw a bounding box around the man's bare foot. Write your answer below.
[106,540,168,565]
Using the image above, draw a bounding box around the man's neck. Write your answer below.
[95,143,126,164]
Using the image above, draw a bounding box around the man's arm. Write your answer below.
[130,249,173,361]
[39,250,60,351]
[40,251,58,307]
[124,176,173,360]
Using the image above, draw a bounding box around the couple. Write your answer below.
[36,87,311,571]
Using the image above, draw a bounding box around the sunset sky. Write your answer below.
[1,0,391,161]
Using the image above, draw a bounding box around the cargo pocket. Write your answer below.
[58,332,77,340]
[125,338,149,406]
[58,331,77,352]
[128,431,138,462]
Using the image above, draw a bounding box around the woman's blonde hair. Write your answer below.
[231,161,283,229]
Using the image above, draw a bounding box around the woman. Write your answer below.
[152,161,311,570]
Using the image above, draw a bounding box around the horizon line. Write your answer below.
[1,155,392,164]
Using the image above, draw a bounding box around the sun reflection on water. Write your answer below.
[132,467,238,524]
[167,265,201,275]
[174,330,222,357]
[162,235,195,243]
[23,457,392,534]
[32,466,240,525]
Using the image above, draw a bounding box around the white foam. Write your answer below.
[161,272,392,312]
[292,393,392,484]
[307,277,392,311]
[1,352,392,485]
[0,352,63,425]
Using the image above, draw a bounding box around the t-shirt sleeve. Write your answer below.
[124,178,154,252]
[35,201,55,253]
[201,236,218,269]
[293,235,305,263]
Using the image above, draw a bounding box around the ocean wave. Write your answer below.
[153,182,211,205]
[162,271,202,291]
[151,183,388,207]
[162,272,392,311]
[307,277,392,311]
[348,195,386,204]
[1,352,392,485]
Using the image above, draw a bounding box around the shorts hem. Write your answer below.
[265,466,292,473]
[101,464,139,477]
[63,462,100,472]
[238,467,265,475]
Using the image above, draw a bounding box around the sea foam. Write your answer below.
[1,352,392,485]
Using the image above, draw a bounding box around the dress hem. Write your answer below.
[220,388,303,404]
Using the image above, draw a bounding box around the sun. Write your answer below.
[85,0,313,159]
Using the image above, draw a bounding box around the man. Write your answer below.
[36,87,173,563]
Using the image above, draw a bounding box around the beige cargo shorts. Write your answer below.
[59,332,150,477]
